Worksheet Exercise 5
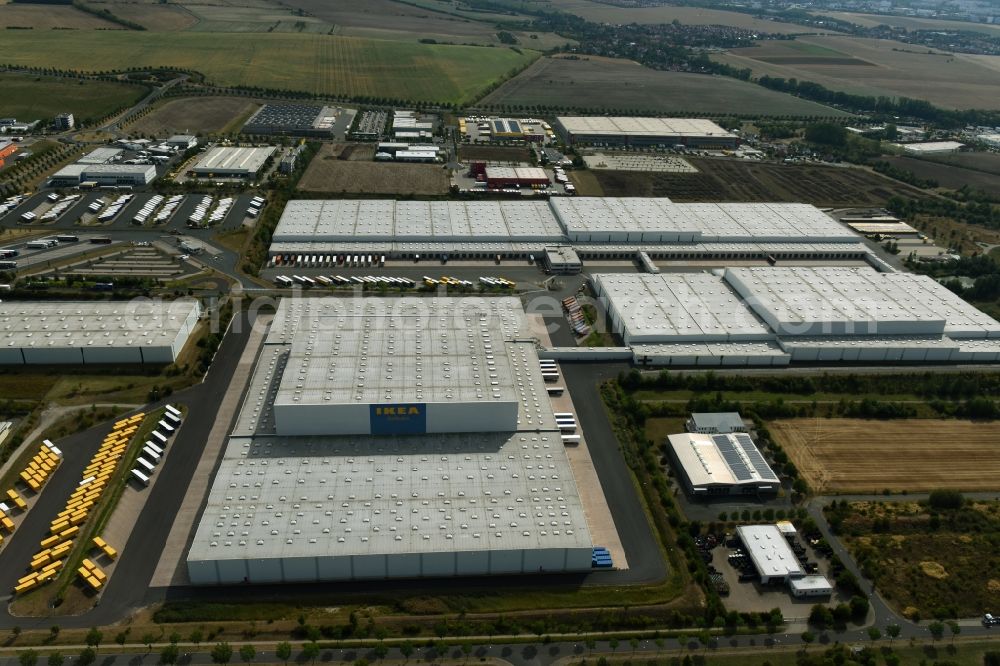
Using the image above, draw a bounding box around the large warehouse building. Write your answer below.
[267,198,868,264]
[190,146,276,179]
[0,299,200,364]
[592,268,1000,366]
[666,431,779,496]
[187,297,594,584]
[554,117,739,148]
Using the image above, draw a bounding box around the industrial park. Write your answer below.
[0,69,998,666]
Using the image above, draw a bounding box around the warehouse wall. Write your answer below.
[142,345,179,364]
[425,402,518,434]
[187,547,595,584]
[22,346,84,364]
[84,346,143,364]
[274,403,371,435]
[0,348,23,365]
[275,402,518,436]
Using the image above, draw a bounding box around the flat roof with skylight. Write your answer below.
[735,524,804,582]
[725,266,1000,337]
[555,117,737,140]
[593,273,772,343]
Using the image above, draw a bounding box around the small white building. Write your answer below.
[790,575,833,598]
[686,412,746,434]
[736,525,804,584]
[902,141,964,155]
[166,135,198,150]
[77,146,124,165]
[977,133,1000,148]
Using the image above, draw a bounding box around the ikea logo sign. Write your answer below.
[370,403,426,435]
[374,406,422,417]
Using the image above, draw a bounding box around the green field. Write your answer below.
[0,32,537,103]
[0,73,148,122]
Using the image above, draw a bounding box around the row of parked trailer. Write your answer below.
[40,194,81,222]
[208,197,234,225]
[96,194,134,223]
[273,254,386,268]
[130,404,182,488]
[187,196,214,226]
[540,359,560,384]
[275,275,417,288]
[246,196,265,219]
[0,194,27,219]
[562,295,591,337]
[154,194,184,224]
[131,194,164,225]
[553,409,581,445]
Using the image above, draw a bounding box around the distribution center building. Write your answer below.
[553,117,739,148]
[0,299,201,365]
[592,267,1000,366]
[266,197,869,264]
[190,146,276,178]
[186,297,594,584]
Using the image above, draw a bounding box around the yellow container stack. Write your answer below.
[14,413,144,595]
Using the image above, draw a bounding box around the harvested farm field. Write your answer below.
[85,1,197,30]
[299,144,448,195]
[0,2,119,28]
[480,56,849,117]
[881,156,1000,199]
[772,418,1000,493]
[579,158,928,206]
[128,96,260,136]
[716,35,1000,109]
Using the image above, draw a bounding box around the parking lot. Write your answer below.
[704,527,848,618]
[1,191,257,233]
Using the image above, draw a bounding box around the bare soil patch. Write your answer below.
[589,158,928,207]
[127,96,259,135]
[772,418,1000,493]
[299,144,448,195]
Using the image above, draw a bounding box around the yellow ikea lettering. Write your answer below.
[376,406,420,416]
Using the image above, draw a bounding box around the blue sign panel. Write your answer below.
[370,403,427,435]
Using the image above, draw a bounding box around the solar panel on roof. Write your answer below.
[735,434,778,480]
[713,435,752,481]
